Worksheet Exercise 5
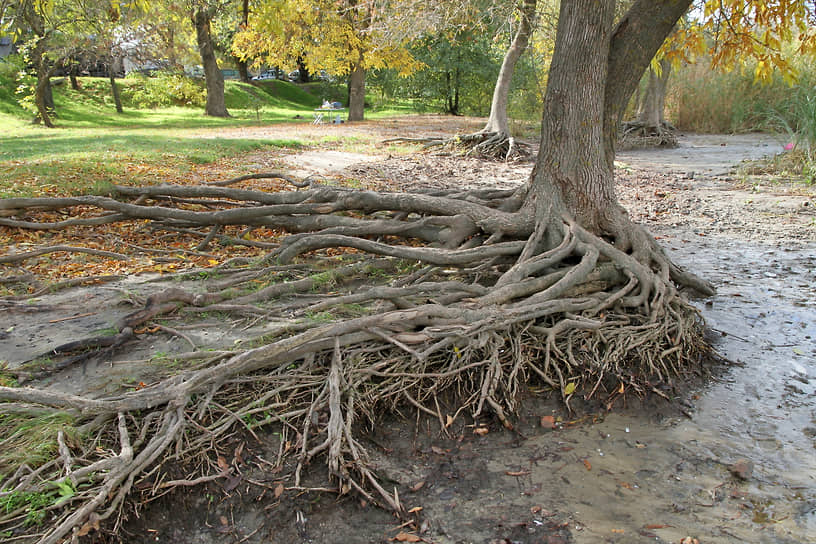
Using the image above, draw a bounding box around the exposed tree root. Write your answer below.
[384,131,532,162]
[0,174,713,543]
[619,120,679,149]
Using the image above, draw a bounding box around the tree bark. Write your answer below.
[193,7,230,117]
[636,58,671,128]
[444,71,460,115]
[483,0,537,135]
[347,61,365,121]
[529,0,617,235]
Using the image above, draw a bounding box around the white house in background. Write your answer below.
[0,36,15,59]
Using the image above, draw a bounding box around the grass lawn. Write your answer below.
[0,75,417,197]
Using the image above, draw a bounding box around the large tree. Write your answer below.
[0,1,731,542]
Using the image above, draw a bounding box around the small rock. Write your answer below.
[730,459,754,480]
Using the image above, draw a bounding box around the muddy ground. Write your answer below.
[2,122,816,543]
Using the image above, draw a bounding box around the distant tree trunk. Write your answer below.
[483,0,537,135]
[347,61,365,121]
[236,0,250,83]
[108,60,123,113]
[34,74,56,127]
[444,71,460,115]
[297,57,310,83]
[636,58,671,128]
[236,59,250,82]
[69,63,80,90]
[29,36,56,127]
[193,7,229,117]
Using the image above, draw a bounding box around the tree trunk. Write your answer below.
[193,7,230,117]
[636,58,671,128]
[69,63,80,90]
[297,57,310,83]
[347,61,365,121]
[34,73,55,127]
[236,58,250,83]
[483,0,537,135]
[529,0,616,234]
[603,0,692,167]
[530,0,691,239]
[444,71,458,115]
[236,0,250,82]
[109,61,123,114]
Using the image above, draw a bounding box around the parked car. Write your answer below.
[316,70,335,82]
[288,69,300,82]
[252,70,277,81]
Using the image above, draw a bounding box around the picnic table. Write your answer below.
[313,104,345,125]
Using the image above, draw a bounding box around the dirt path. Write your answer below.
[3,121,815,544]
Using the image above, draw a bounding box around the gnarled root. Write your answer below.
[619,120,678,149]
[0,175,713,543]
[384,131,532,161]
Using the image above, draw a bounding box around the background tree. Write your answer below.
[623,0,816,146]
[234,0,419,121]
[479,0,536,137]
[408,0,558,159]
[405,29,497,115]
[191,0,230,116]
[10,0,87,126]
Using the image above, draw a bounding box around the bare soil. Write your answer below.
[3,121,815,544]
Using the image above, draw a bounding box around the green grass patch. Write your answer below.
[0,411,77,481]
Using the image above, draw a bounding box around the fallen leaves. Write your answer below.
[393,532,422,542]
[473,426,489,436]
[540,415,557,429]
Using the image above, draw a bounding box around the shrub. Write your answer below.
[120,72,207,108]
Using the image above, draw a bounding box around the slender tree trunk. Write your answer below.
[69,63,80,90]
[34,73,55,127]
[453,69,460,115]
[483,0,537,135]
[444,72,457,115]
[109,60,123,113]
[193,7,230,117]
[236,0,250,83]
[603,0,692,167]
[297,57,310,83]
[236,58,250,83]
[347,61,365,121]
[636,59,671,128]
[29,35,56,127]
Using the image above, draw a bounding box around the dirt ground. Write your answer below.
[3,120,816,544]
